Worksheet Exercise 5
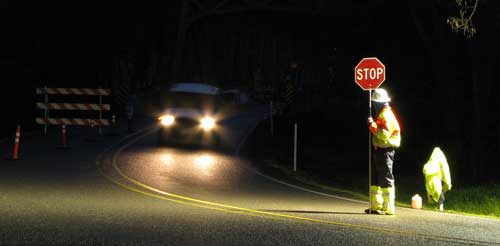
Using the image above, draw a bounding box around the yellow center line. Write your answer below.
[97,162,284,221]
[99,128,498,245]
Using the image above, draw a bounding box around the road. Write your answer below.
[1,105,499,245]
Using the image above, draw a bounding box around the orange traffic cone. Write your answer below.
[6,125,21,160]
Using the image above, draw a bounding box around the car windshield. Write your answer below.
[162,91,218,110]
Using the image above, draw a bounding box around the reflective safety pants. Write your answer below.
[369,185,384,210]
[372,147,395,188]
[381,187,396,215]
[372,147,396,214]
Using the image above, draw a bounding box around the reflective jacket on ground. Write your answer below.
[422,147,452,203]
[369,106,401,148]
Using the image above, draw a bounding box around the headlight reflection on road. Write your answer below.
[194,154,215,178]
[148,149,241,186]
[161,154,174,166]
[195,155,214,168]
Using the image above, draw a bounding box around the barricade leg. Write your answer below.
[105,114,120,136]
[85,121,104,142]
[57,125,72,149]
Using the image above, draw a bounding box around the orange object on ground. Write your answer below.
[411,194,422,209]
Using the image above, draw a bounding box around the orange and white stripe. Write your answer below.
[36,88,110,96]
[36,103,110,111]
[36,118,110,126]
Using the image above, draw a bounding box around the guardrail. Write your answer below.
[35,87,111,135]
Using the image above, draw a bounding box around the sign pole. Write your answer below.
[368,89,372,214]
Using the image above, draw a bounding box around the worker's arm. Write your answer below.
[439,150,452,191]
[369,114,394,142]
[368,117,377,134]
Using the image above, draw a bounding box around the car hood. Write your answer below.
[160,107,207,119]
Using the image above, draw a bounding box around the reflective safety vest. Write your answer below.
[423,147,452,203]
[369,106,401,148]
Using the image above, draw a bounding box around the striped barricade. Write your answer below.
[36,87,112,134]
[35,118,110,126]
[35,88,110,96]
[36,103,111,111]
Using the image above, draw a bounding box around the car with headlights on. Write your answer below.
[156,83,224,147]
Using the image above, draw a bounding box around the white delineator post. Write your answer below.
[270,101,274,137]
[293,123,297,172]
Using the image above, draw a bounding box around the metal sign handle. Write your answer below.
[368,89,372,214]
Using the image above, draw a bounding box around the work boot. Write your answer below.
[438,193,445,211]
[364,208,386,215]
[382,186,396,215]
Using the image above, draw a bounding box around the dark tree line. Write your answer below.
[407,1,500,185]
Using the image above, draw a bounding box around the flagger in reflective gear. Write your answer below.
[365,88,401,215]
[423,147,452,211]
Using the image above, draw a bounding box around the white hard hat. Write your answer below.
[371,88,391,103]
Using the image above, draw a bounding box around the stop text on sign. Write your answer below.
[356,67,384,81]
[354,57,386,90]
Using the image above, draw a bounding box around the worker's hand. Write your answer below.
[367,117,374,124]
[443,183,451,192]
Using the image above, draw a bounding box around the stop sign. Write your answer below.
[354,57,385,90]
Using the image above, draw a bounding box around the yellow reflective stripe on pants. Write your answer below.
[381,187,396,215]
[370,185,383,210]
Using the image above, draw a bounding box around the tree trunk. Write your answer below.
[147,44,159,87]
[197,23,212,82]
[171,0,189,82]
[239,32,250,84]
[470,71,481,183]
[226,33,236,82]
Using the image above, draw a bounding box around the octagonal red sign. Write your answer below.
[354,57,385,90]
